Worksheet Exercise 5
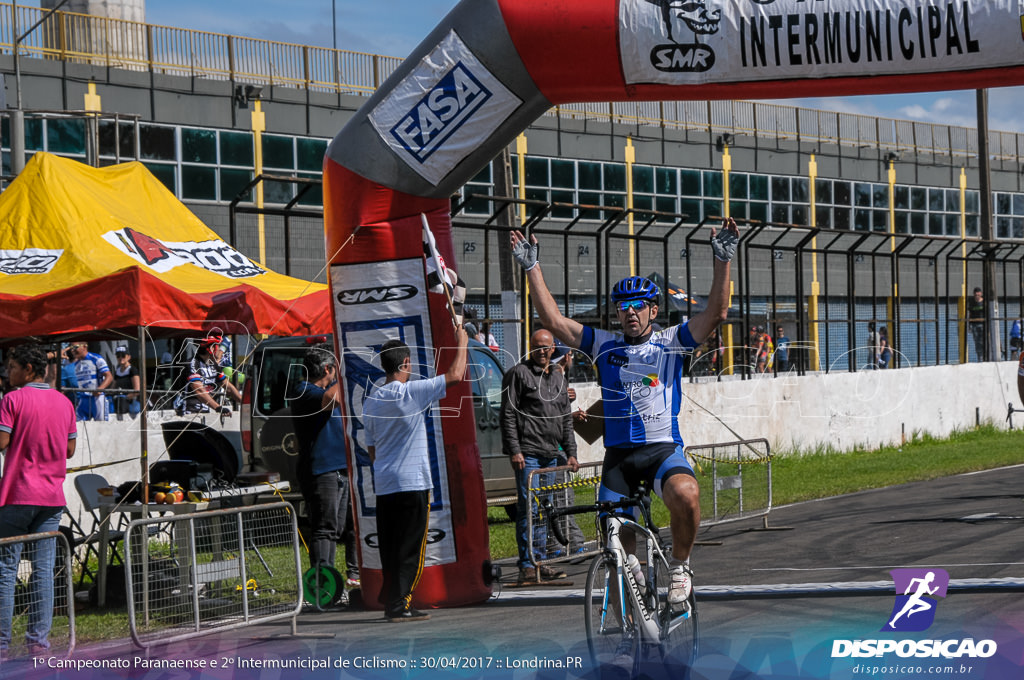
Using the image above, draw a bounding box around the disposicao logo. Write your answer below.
[884,568,948,632]
[831,568,998,660]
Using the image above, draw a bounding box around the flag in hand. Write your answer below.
[421,214,466,324]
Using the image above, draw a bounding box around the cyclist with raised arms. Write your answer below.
[510,217,739,609]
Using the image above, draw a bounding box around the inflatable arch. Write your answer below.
[324,0,1024,609]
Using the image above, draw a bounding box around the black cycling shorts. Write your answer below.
[598,442,695,504]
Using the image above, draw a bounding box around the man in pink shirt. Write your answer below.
[0,345,77,659]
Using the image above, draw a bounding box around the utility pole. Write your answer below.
[11,1,24,175]
[10,0,73,175]
[976,89,1001,362]
[493,147,519,366]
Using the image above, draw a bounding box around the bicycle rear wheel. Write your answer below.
[654,559,699,672]
[584,554,637,671]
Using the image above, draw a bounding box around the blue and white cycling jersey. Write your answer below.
[580,323,698,449]
[74,352,110,391]
[73,352,111,421]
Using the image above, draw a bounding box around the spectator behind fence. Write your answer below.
[752,326,773,373]
[362,328,468,622]
[1010,318,1022,361]
[775,326,791,372]
[68,342,112,421]
[692,327,723,377]
[0,344,77,659]
[112,345,141,419]
[968,287,986,361]
[480,323,500,352]
[866,322,880,370]
[1017,347,1024,408]
[749,325,765,372]
[178,334,242,415]
[59,345,78,396]
[463,308,479,343]
[878,327,892,369]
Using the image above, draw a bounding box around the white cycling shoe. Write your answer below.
[668,563,693,607]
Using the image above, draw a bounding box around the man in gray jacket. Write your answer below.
[501,328,579,584]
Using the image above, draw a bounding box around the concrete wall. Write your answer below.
[64,361,1019,530]
[569,361,1020,465]
[63,410,241,530]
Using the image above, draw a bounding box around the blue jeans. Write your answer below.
[515,455,557,569]
[0,505,62,653]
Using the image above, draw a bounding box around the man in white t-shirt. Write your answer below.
[362,326,468,622]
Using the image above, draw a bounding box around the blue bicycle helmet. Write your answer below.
[611,276,660,303]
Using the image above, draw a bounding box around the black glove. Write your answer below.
[219,406,232,416]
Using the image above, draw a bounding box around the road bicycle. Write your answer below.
[544,486,698,676]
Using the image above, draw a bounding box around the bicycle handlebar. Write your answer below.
[542,486,654,547]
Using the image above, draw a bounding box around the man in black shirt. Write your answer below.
[290,345,351,584]
[968,287,986,362]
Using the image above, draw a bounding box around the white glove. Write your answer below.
[711,228,739,262]
[512,238,539,271]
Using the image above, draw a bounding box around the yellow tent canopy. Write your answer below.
[0,153,328,339]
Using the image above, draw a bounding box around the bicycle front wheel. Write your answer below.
[655,559,699,671]
[584,554,637,671]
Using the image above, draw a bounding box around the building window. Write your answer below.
[182,128,216,164]
[220,130,254,167]
[182,165,217,201]
[47,118,87,156]
[139,124,175,161]
[296,138,327,171]
[262,134,294,170]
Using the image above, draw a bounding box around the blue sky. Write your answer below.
[34,1,1024,133]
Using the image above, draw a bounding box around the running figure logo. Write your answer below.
[883,568,950,632]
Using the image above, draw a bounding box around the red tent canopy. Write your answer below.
[0,154,329,340]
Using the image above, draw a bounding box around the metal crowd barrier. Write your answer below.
[526,440,774,579]
[124,502,302,649]
[0,530,75,662]
[527,461,603,578]
[688,438,774,528]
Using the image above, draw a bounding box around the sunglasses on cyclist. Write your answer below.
[617,300,649,312]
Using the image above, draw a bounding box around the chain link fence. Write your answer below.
[528,461,603,577]
[528,440,775,576]
[124,502,302,649]
[688,439,773,528]
[0,530,75,663]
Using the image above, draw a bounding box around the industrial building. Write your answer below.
[2,1,1022,370]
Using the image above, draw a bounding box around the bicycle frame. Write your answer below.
[544,487,698,668]
[600,512,691,646]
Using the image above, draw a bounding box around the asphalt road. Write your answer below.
[10,464,1024,680]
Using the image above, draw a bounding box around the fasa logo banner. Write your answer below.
[369,30,521,186]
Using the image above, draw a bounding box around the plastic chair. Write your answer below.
[59,511,98,588]
[72,473,126,577]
